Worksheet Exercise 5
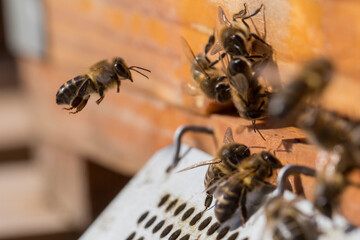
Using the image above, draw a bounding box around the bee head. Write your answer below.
[114,57,151,81]
[261,151,282,169]
[222,143,250,168]
[113,57,133,82]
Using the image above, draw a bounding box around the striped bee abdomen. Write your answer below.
[214,177,242,223]
[56,75,89,105]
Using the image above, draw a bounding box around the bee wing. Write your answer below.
[223,127,235,144]
[218,6,232,28]
[229,73,249,102]
[177,158,222,173]
[89,59,109,71]
[181,81,201,96]
[181,37,210,79]
[89,60,116,84]
[210,41,224,55]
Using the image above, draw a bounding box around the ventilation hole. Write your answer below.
[227,232,239,240]
[207,222,221,235]
[166,199,178,212]
[160,225,173,238]
[216,226,230,240]
[158,194,170,207]
[137,237,144,240]
[179,234,190,240]
[174,203,186,216]
[198,216,212,231]
[189,212,202,226]
[137,211,149,224]
[181,207,195,221]
[205,195,213,208]
[144,216,157,228]
[152,220,165,233]
[126,232,136,240]
[168,229,181,240]
[242,238,249,240]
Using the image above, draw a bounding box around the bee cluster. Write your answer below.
[170,3,360,239]
[54,2,360,239]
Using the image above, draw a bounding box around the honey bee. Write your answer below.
[56,57,150,113]
[268,59,333,124]
[313,146,359,219]
[212,4,265,58]
[182,36,231,103]
[264,196,319,240]
[214,151,282,223]
[227,56,271,140]
[314,169,346,219]
[299,108,360,171]
[179,127,251,209]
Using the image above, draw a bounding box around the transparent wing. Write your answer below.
[218,6,232,27]
[210,41,224,55]
[223,127,235,144]
[177,158,221,173]
[181,37,210,79]
[229,73,249,102]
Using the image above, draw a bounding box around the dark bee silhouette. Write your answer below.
[182,36,231,103]
[265,196,319,240]
[56,57,150,113]
[214,151,282,223]
[179,127,251,209]
[268,58,333,125]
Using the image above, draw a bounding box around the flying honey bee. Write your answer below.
[264,196,319,240]
[182,36,231,103]
[214,151,282,223]
[268,58,333,125]
[227,56,271,140]
[56,57,150,113]
[179,127,251,209]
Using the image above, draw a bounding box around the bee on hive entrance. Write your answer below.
[213,151,282,223]
[56,57,150,114]
[178,127,251,210]
[227,56,272,140]
[182,36,231,103]
[211,4,271,62]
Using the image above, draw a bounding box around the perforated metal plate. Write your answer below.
[80,144,360,240]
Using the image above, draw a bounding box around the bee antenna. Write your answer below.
[129,66,151,73]
[129,66,151,79]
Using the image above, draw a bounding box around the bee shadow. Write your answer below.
[277,138,307,152]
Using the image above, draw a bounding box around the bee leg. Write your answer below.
[239,188,248,224]
[252,119,266,141]
[232,3,248,21]
[63,106,74,110]
[96,86,105,105]
[116,79,121,93]
[208,53,227,68]
[70,97,89,114]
